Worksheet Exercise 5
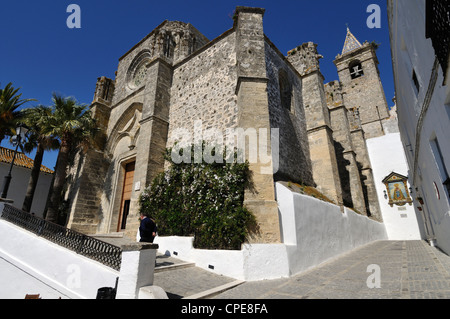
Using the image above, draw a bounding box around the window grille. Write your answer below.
[426,0,450,80]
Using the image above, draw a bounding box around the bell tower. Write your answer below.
[334,28,390,139]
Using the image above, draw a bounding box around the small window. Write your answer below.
[412,69,420,93]
[349,107,361,129]
[444,178,450,198]
[164,34,175,58]
[430,136,450,200]
[349,60,364,79]
[279,70,292,112]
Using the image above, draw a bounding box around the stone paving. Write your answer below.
[28,234,450,299]
[2,238,450,299]
[154,260,236,299]
[211,240,450,299]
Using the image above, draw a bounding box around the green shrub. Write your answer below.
[139,142,257,250]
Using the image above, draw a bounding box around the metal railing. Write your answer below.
[1,204,122,271]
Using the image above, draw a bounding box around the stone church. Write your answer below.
[65,6,393,244]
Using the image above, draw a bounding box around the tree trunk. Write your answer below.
[22,142,45,213]
[45,139,70,224]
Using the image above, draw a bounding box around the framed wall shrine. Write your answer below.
[382,172,413,207]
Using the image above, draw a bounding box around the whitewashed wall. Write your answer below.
[388,0,450,254]
[0,163,53,218]
[0,218,119,299]
[277,183,388,276]
[155,183,388,281]
[366,133,424,240]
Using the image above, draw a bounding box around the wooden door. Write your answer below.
[118,162,135,231]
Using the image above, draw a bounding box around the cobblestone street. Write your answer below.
[211,240,450,299]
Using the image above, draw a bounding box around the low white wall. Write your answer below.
[155,236,290,281]
[278,183,388,276]
[0,219,119,299]
[155,183,388,281]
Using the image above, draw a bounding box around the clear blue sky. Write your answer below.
[1,0,394,171]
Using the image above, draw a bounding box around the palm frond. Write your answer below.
[0,82,37,140]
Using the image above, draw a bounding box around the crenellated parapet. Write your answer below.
[93,76,115,105]
[287,42,323,76]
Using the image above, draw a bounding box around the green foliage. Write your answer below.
[139,142,257,250]
[44,93,99,224]
[0,82,36,141]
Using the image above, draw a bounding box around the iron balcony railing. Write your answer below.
[1,204,122,271]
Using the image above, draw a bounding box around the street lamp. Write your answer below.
[1,124,29,199]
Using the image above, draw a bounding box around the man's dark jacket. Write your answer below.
[139,217,157,243]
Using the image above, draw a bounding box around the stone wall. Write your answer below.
[65,149,110,234]
[328,104,366,212]
[168,31,238,147]
[288,44,342,204]
[324,80,381,219]
[66,80,115,233]
[233,7,280,244]
[112,21,209,107]
[265,39,314,185]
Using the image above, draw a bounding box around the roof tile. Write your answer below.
[0,147,54,174]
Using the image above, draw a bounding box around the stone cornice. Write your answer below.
[139,114,169,126]
[307,124,334,135]
[235,76,269,95]
[110,86,145,110]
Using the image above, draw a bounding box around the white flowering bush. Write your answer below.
[139,142,258,250]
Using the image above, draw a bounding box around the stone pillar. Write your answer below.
[116,243,161,299]
[124,60,172,240]
[288,44,343,205]
[306,126,343,205]
[66,77,114,233]
[342,150,367,215]
[350,129,382,220]
[234,7,281,244]
[329,105,367,214]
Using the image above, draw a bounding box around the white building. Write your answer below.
[388,0,450,254]
[366,107,425,241]
[0,146,54,218]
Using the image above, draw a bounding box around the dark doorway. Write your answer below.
[120,200,131,230]
[118,161,135,231]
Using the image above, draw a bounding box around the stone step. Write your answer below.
[153,261,240,299]
[90,234,241,299]
[183,280,245,299]
[155,261,196,273]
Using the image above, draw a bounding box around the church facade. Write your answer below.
[64,6,404,244]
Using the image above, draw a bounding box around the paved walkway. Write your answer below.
[211,240,450,299]
[74,238,450,299]
[154,255,237,299]
[2,239,450,299]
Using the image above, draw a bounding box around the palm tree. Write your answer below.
[0,83,35,141]
[45,93,98,224]
[20,106,60,213]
